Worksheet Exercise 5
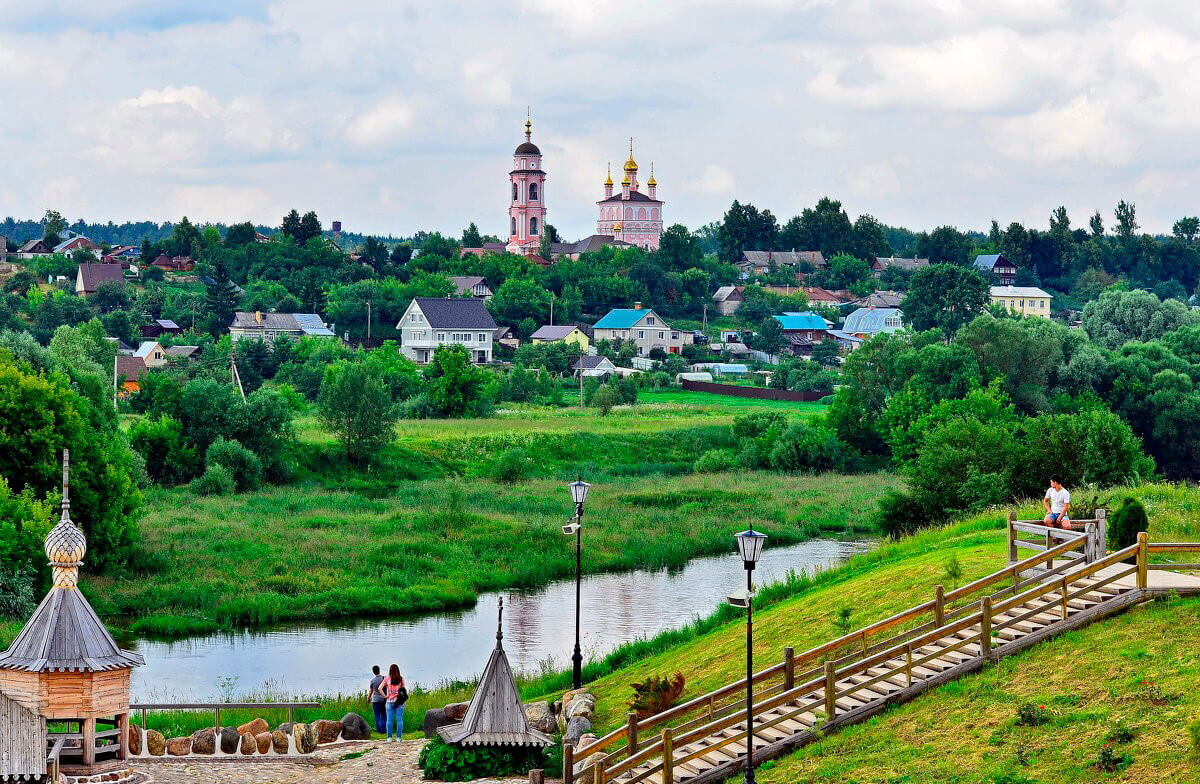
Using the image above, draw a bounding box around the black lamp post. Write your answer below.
[732,528,767,784]
[565,478,590,689]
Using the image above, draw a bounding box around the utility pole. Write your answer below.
[702,303,708,336]
[231,355,246,401]
[113,355,118,408]
[366,300,372,346]
[549,296,554,326]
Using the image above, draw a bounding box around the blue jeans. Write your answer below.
[385,700,404,739]
[372,701,387,734]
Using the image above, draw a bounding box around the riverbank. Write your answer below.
[86,471,897,636]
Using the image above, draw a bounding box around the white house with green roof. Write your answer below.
[592,305,687,356]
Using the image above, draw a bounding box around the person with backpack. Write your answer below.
[367,665,386,735]
[377,663,408,742]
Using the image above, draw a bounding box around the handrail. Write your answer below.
[47,736,65,782]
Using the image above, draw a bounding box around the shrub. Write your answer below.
[769,422,854,473]
[0,565,35,619]
[1105,723,1137,745]
[190,465,235,496]
[1015,702,1054,727]
[318,362,400,462]
[1109,496,1149,551]
[418,735,548,781]
[694,449,738,473]
[128,415,201,485]
[629,673,686,719]
[875,490,930,538]
[592,384,620,415]
[1093,743,1133,772]
[397,392,438,420]
[491,448,535,482]
[205,438,262,492]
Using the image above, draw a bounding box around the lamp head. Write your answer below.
[734,529,767,568]
[569,478,591,506]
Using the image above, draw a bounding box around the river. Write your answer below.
[127,538,872,701]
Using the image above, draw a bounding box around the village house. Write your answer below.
[151,253,195,272]
[139,319,183,338]
[397,296,498,364]
[164,345,201,360]
[872,256,929,277]
[853,290,904,309]
[52,235,99,255]
[549,234,633,260]
[736,250,826,279]
[103,245,141,265]
[15,239,51,259]
[974,253,1018,285]
[842,306,904,339]
[229,311,336,341]
[573,355,617,378]
[530,324,590,351]
[774,311,831,356]
[592,304,687,356]
[493,326,520,350]
[450,276,494,299]
[799,286,854,305]
[75,263,125,295]
[114,355,148,396]
[133,341,168,368]
[712,285,745,315]
[990,285,1052,318]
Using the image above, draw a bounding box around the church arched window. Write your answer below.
[638,208,647,220]
[652,208,660,220]
[511,217,516,236]
[529,183,538,201]
[512,183,518,201]
[530,217,539,235]
[625,207,633,220]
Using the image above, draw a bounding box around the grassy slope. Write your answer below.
[572,482,1200,744]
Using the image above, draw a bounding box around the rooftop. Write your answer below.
[774,311,828,331]
[530,325,581,340]
[593,308,659,330]
[990,285,1051,298]
[843,307,904,334]
[410,297,498,330]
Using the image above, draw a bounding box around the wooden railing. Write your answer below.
[1144,538,1200,576]
[46,737,65,782]
[1007,511,1106,565]
[129,702,321,733]
[566,531,1094,783]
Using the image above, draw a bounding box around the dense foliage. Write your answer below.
[417,736,551,782]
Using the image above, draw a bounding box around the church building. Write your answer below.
[505,114,547,254]
[597,140,664,250]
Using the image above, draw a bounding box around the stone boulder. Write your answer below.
[238,718,270,737]
[271,729,290,755]
[443,702,469,721]
[219,727,240,754]
[240,732,257,755]
[340,712,370,741]
[565,716,592,745]
[292,722,317,754]
[562,687,590,705]
[564,696,595,722]
[524,701,557,735]
[146,729,165,757]
[424,708,456,739]
[128,724,142,756]
[255,732,273,754]
[166,737,192,756]
[314,719,342,745]
[190,728,216,755]
[276,722,294,735]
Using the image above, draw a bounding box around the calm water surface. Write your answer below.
[128,539,872,701]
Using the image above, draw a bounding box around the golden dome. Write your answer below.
[605,163,613,187]
[647,162,657,187]
[613,222,622,232]
[622,173,631,186]
[624,137,637,171]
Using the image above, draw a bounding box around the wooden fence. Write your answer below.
[679,380,825,402]
[0,690,46,781]
[1007,512,1107,566]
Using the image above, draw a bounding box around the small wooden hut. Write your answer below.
[437,598,552,748]
[0,452,143,777]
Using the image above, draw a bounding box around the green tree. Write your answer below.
[756,316,785,356]
[1089,210,1104,237]
[488,278,552,327]
[901,264,990,335]
[169,216,201,257]
[225,221,258,247]
[128,415,201,485]
[281,209,302,241]
[42,209,68,246]
[917,226,972,265]
[461,222,483,247]
[591,383,619,415]
[298,211,323,243]
[1172,216,1199,242]
[1082,289,1198,349]
[1114,200,1139,239]
[204,260,241,335]
[317,362,398,463]
[811,339,840,367]
[424,344,493,418]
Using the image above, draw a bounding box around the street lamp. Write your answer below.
[731,528,767,784]
[565,478,590,689]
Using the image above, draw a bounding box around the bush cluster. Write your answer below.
[417,736,550,782]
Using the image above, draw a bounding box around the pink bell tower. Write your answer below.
[506,110,547,254]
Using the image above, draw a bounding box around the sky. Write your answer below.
[2,0,1199,241]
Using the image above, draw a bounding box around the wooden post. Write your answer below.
[214,706,221,731]
[626,712,639,756]
[1137,531,1148,590]
[592,754,605,784]
[140,707,147,732]
[563,742,575,784]
[980,597,992,658]
[529,770,546,784]
[904,642,913,688]
[1007,511,1017,562]
[1096,509,1108,556]
[783,647,795,691]
[288,705,295,725]
[1044,529,1054,573]
[661,727,674,784]
[934,585,945,628]
[83,717,96,766]
[118,712,129,761]
[824,661,837,720]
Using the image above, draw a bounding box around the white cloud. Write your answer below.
[683,165,735,196]
[345,97,418,148]
[125,85,221,118]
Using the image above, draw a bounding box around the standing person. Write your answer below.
[377,663,408,742]
[1043,476,1071,529]
[368,665,386,735]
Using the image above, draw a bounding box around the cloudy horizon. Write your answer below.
[2,0,1198,241]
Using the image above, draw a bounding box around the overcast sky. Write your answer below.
[2,0,1198,241]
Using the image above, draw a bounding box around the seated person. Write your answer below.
[1043,476,1071,529]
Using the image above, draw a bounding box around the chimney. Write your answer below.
[255,310,263,324]
[633,301,643,310]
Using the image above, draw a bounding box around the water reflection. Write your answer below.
[129,539,872,701]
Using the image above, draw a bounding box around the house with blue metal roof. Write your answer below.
[592,305,687,356]
[774,311,829,332]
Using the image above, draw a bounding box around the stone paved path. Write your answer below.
[136,740,540,784]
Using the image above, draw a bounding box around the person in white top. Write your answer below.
[1043,475,1071,529]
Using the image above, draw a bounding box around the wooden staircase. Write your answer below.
[566,530,1200,784]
